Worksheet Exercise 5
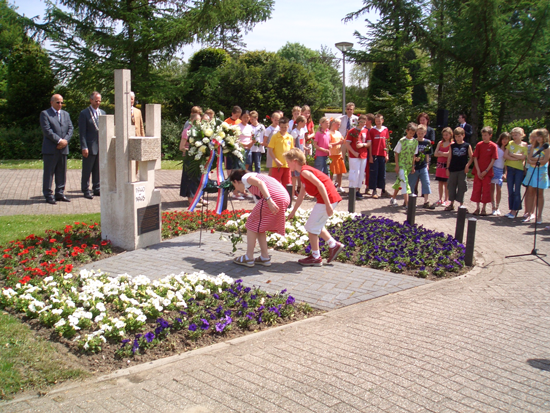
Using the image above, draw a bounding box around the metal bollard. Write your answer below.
[348,188,356,213]
[455,206,468,243]
[222,188,229,212]
[406,194,417,225]
[465,218,477,266]
[286,184,293,208]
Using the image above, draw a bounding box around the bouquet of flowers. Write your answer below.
[418,144,432,162]
[184,114,244,177]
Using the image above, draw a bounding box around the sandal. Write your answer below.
[254,256,272,267]
[473,209,480,216]
[444,204,454,211]
[480,210,487,216]
[233,255,254,267]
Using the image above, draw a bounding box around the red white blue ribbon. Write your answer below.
[188,145,227,214]
[188,149,216,212]
[215,146,225,214]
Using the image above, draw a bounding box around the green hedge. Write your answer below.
[0,126,83,160]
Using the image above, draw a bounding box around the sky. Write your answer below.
[12,0,377,63]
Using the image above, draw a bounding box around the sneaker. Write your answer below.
[232,195,245,200]
[434,200,443,206]
[536,220,543,225]
[390,198,397,206]
[492,209,501,216]
[505,212,515,219]
[327,242,344,263]
[337,187,344,193]
[356,191,364,199]
[298,255,323,267]
[443,201,451,207]
[423,202,435,209]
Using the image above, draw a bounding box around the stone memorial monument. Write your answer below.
[99,69,162,250]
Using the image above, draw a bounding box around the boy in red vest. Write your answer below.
[285,148,345,266]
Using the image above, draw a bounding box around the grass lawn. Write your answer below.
[0,213,101,246]
[0,213,101,398]
[0,312,89,399]
[0,159,185,170]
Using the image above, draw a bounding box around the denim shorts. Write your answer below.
[491,166,504,186]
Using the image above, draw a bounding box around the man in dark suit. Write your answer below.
[40,94,74,204]
[79,91,105,199]
[458,114,473,144]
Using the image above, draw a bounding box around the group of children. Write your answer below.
[183,105,550,229]
[389,123,549,227]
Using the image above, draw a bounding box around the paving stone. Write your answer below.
[2,169,550,412]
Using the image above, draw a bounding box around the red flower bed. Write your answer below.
[1,211,250,288]
[1,222,112,287]
[161,209,251,239]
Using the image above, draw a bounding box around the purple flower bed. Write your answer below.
[311,215,466,278]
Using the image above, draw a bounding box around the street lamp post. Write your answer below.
[335,41,353,115]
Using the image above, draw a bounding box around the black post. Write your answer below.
[348,188,356,213]
[222,189,229,212]
[455,206,468,243]
[406,194,417,225]
[465,218,477,266]
[286,184,293,208]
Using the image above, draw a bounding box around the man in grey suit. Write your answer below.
[79,91,105,199]
[40,94,74,204]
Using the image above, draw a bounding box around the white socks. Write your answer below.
[327,237,337,248]
[312,250,321,259]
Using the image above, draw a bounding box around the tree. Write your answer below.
[0,0,56,126]
[420,0,550,143]
[6,42,56,127]
[0,0,27,102]
[345,0,428,124]
[277,43,342,109]
[180,48,230,115]
[215,51,323,117]
[32,0,274,102]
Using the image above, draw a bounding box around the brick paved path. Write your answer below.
[81,232,431,310]
[1,168,550,412]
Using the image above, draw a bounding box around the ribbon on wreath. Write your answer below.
[188,145,231,213]
[215,146,226,214]
[188,148,217,212]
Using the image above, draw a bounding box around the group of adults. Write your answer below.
[39,92,144,204]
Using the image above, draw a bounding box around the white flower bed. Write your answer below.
[1,269,234,352]
[225,208,360,251]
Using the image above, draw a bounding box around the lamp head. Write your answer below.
[335,42,354,53]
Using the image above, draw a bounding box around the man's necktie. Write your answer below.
[57,111,61,125]
[347,118,351,131]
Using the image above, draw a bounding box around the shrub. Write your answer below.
[161,118,184,160]
[503,118,546,138]
[0,126,43,159]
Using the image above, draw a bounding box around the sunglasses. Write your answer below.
[55,101,64,104]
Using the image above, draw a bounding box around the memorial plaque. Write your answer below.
[137,204,160,235]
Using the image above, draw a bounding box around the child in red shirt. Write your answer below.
[471,126,498,215]
[367,114,390,198]
[285,148,344,267]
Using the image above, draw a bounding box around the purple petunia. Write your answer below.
[145,332,155,343]
[200,319,210,330]
[188,323,198,332]
[286,296,295,305]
